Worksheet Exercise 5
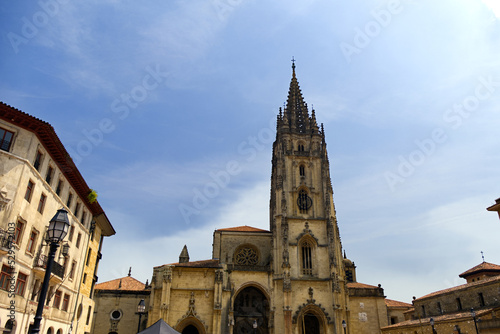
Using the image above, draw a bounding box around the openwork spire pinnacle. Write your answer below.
[285,60,308,133]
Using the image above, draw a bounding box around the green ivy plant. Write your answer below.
[87,189,98,204]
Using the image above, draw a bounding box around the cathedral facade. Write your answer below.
[147,65,394,334]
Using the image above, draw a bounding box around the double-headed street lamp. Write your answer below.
[30,209,70,334]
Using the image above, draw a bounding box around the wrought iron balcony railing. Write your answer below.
[33,253,65,279]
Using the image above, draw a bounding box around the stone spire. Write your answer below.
[179,245,190,263]
[279,60,319,135]
[284,60,309,133]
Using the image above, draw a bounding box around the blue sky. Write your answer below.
[2,0,500,303]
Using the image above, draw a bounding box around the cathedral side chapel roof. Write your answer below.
[385,299,412,309]
[415,275,500,301]
[216,225,269,233]
[162,259,221,268]
[459,261,500,278]
[346,282,379,289]
[95,276,146,291]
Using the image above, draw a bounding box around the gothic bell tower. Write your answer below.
[270,62,348,334]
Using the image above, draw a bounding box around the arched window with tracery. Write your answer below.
[299,165,305,177]
[300,239,314,275]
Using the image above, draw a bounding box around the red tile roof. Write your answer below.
[95,276,145,291]
[382,308,495,329]
[415,275,500,301]
[216,226,269,232]
[385,299,412,308]
[346,282,379,289]
[158,259,220,268]
[459,261,500,278]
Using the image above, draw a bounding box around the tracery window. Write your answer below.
[299,165,305,177]
[235,247,259,265]
[301,239,313,275]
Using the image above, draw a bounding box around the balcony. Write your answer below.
[0,233,13,255]
[33,253,65,280]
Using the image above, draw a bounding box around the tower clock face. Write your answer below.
[297,192,312,210]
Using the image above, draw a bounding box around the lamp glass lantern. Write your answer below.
[47,209,70,243]
[342,320,347,328]
[470,308,476,318]
[137,299,146,313]
[430,318,434,326]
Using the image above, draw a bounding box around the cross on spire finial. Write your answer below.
[481,251,485,262]
[291,56,296,72]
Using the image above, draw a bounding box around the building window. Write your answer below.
[301,239,313,275]
[0,264,13,290]
[25,180,35,202]
[55,179,63,196]
[82,273,87,284]
[30,279,40,301]
[14,220,25,244]
[479,292,485,307]
[26,229,39,254]
[234,247,258,265]
[86,249,92,266]
[46,286,54,305]
[68,225,74,242]
[299,165,305,177]
[45,166,54,185]
[69,260,77,280]
[53,290,62,309]
[456,298,462,311]
[81,211,86,226]
[421,305,426,317]
[86,306,92,325]
[62,293,70,311]
[34,150,43,171]
[15,272,28,296]
[297,189,312,213]
[298,143,305,151]
[37,193,47,213]
[66,192,73,209]
[0,127,14,151]
[76,233,82,248]
[437,302,442,314]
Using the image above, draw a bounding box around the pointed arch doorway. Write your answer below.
[300,312,321,334]
[233,286,269,334]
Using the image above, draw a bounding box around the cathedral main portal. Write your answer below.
[233,287,269,334]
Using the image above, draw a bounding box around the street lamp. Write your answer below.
[137,299,146,333]
[30,209,70,334]
[470,308,479,334]
[342,320,347,334]
[430,317,435,334]
[253,319,257,334]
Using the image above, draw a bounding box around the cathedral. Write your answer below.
[146,64,403,334]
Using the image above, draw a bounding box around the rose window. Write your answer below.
[235,247,259,265]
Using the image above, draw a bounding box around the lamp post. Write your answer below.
[253,319,257,334]
[137,299,146,333]
[342,320,347,334]
[430,317,435,334]
[470,308,479,334]
[30,209,70,334]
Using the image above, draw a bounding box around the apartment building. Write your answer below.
[0,102,115,334]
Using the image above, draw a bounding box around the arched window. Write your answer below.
[4,319,16,334]
[46,328,54,334]
[299,165,305,177]
[301,239,313,275]
[298,144,305,152]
